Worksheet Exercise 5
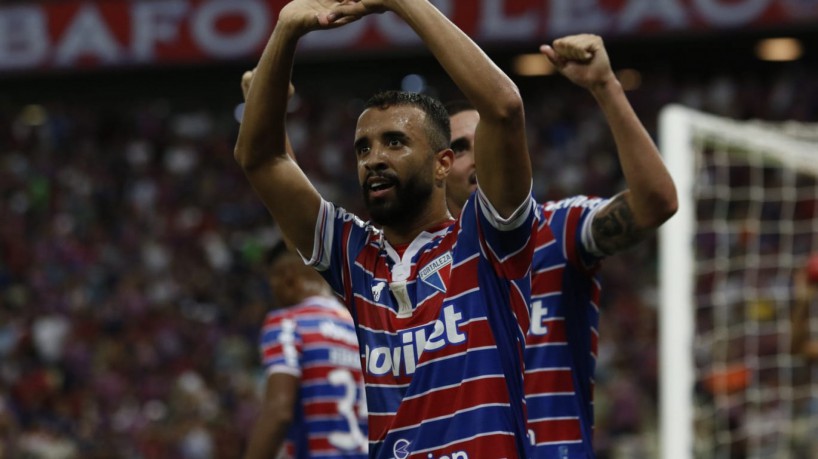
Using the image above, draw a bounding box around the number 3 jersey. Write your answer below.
[305,190,538,459]
[260,295,369,458]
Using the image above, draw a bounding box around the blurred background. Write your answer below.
[0,1,817,458]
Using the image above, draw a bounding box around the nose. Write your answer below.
[361,146,388,172]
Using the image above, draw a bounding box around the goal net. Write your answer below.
[658,105,818,459]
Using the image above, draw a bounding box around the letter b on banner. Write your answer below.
[0,6,48,69]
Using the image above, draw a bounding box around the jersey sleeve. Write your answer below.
[259,312,303,377]
[465,184,537,280]
[300,199,373,306]
[541,195,611,270]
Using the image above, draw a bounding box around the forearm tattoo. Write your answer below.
[592,195,649,255]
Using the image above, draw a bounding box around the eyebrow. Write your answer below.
[353,137,369,151]
[382,131,410,142]
[354,130,411,151]
[451,137,470,150]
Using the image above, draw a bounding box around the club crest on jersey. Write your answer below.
[371,281,387,301]
[419,252,452,294]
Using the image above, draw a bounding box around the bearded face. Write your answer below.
[355,105,443,229]
[362,154,435,227]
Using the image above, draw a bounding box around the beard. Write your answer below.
[363,167,435,228]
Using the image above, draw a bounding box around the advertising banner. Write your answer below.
[1,0,816,71]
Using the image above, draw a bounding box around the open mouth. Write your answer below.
[366,176,397,199]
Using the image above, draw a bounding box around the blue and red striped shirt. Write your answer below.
[306,189,537,459]
[260,295,368,458]
[526,196,608,458]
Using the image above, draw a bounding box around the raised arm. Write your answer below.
[234,0,355,256]
[241,68,298,164]
[334,0,530,217]
[542,34,678,255]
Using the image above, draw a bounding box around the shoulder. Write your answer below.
[327,201,380,235]
[260,309,301,339]
[289,296,353,324]
[263,308,291,323]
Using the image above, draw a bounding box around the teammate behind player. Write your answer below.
[245,243,367,459]
[444,34,677,457]
[235,0,536,457]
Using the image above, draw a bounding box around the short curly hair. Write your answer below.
[364,90,451,153]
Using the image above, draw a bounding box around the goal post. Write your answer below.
[659,105,697,459]
[658,104,818,459]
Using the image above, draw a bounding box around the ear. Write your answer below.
[274,270,303,306]
[434,148,454,183]
[283,270,303,289]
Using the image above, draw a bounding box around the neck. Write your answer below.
[446,196,464,219]
[383,202,452,246]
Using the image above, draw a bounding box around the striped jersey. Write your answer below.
[305,189,537,459]
[260,295,368,458]
[526,196,609,458]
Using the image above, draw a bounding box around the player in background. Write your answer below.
[792,254,818,361]
[443,34,677,457]
[245,243,367,459]
[234,0,537,457]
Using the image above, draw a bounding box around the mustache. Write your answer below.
[364,170,400,185]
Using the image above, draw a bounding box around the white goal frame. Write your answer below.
[658,104,818,459]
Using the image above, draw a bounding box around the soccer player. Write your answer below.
[234,0,536,457]
[245,243,367,459]
[444,35,678,457]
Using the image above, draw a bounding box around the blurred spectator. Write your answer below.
[792,254,818,361]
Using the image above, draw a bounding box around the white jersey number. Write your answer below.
[328,369,367,452]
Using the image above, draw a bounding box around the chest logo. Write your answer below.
[419,252,452,294]
[371,281,387,301]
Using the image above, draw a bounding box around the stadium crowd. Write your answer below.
[1,61,816,458]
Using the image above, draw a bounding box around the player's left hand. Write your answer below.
[241,69,255,101]
[327,0,390,21]
[278,0,362,35]
[540,34,616,91]
[241,68,295,102]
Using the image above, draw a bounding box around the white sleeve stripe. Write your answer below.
[301,199,334,271]
[280,319,300,369]
[476,182,534,231]
[581,200,608,258]
[266,365,302,378]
